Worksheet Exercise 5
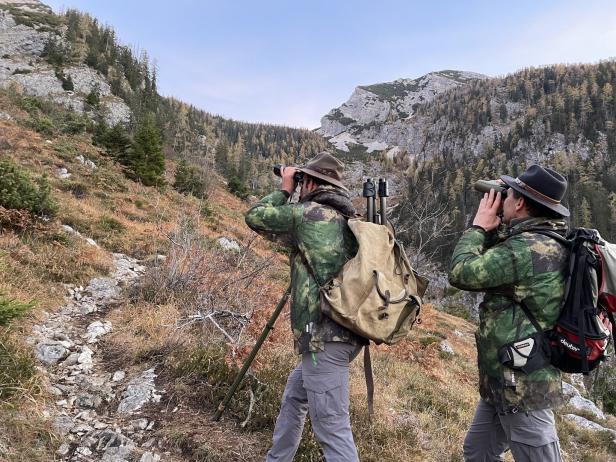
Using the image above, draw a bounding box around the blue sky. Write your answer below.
[44,0,616,129]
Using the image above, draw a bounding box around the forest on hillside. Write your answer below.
[399,61,616,266]
[3,4,327,196]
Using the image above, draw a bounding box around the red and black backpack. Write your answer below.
[519,228,615,375]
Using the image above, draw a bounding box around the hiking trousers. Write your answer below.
[463,398,562,462]
[265,342,361,462]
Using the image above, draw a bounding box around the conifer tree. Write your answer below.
[130,113,165,187]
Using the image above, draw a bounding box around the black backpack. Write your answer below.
[517,228,615,375]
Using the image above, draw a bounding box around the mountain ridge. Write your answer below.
[317,70,488,153]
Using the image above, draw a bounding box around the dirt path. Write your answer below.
[30,253,164,462]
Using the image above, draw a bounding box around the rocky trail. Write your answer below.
[29,253,164,462]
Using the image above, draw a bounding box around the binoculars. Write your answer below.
[273,164,304,183]
[474,180,509,196]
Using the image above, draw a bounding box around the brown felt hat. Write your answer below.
[299,152,347,190]
[500,164,570,217]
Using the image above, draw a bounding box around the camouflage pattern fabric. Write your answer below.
[245,186,362,354]
[449,217,568,412]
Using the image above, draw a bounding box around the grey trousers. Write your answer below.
[463,399,562,462]
[265,342,361,462]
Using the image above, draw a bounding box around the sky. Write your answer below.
[43,0,616,129]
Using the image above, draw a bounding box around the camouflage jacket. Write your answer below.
[245,185,362,354]
[449,217,568,412]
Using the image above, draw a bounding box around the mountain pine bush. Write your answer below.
[0,294,35,327]
[173,160,208,199]
[0,160,58,218]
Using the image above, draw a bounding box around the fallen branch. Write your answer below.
[240,387,255,428]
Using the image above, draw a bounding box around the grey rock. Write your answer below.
[563,414,616,441]
[131,418,149,430]
[70,422,94,434]
[568,394,605,420]
[76,154,97,169]
[140,451,161,462]
[75,446,93,457]
[117,368,160,414]
[62,352,80,367]
[36,342,69,364]
[74,394,101,409]
[113,253,146,281]
[53,415,74,436]
[439,341,454,355]
[561,381,581,399]
[79,301,97,315]
[112,370,126,382]
[83,320,113,343]
[94,420,109,430]
[217,236,241,251]
[56,442,71,457]
[96,430,134,451]
[57,167,71,179]
[85,278,121,304]
[102,445,135,462]
[0,111,13,120]
[85,237,99,247]
[47,385,63,396]
[569,373,588,393]
[77,346,94,369]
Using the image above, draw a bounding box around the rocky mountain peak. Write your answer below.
[317,70,488,153]
[0,0,51,14]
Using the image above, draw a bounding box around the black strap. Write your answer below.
[518,301,543,333]
[608,311,616,349]
[364,345,374,419]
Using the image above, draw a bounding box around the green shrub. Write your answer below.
[0,335,36,400]
[228,175,248,199]
[60,180,88,199]
[0,160,58,218]
[28,115,55,137]
[99,215,125,232]
[85,86,100,109]
[61,113,89,134]
[174,160,208,199]
[0,294,35,327]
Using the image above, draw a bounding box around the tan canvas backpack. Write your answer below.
[319,217,428,344]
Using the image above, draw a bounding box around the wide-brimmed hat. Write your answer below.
[500,164,570,217]
[299,152,347,190]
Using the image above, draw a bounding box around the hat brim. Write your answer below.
[500,175,570,217]
[299,167,348,191]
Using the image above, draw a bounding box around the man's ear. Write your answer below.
[516,195,527,212]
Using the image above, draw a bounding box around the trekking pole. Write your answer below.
[378,178,389,225]
[213,285,291,421]
[363,178,376,223]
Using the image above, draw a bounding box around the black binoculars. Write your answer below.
[273,164,304,183]
[474,180,509,197]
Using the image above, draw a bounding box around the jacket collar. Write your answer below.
[501,216,568,240]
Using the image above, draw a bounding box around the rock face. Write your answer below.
[0,4,131,126]
[317,70,488,152]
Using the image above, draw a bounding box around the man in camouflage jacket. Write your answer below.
[245,152,363,462]
[449,165,570,462]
